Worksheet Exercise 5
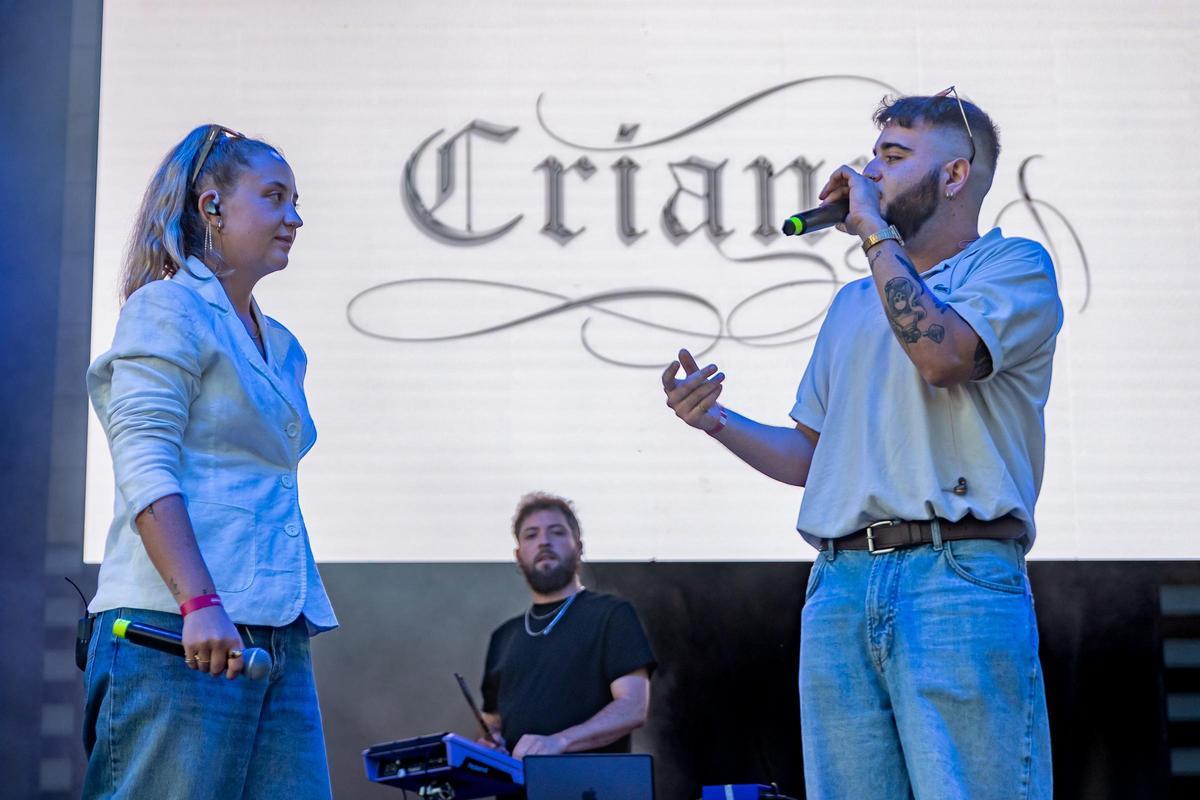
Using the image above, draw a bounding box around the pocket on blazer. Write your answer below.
[187,500,257,593]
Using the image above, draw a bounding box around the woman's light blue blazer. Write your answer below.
[87,257,337,633]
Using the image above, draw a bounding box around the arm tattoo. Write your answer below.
[168,576,182,599]
[878,253,948,345]
[883,276,945,344]
[970,338,993,380]
[895,255,947,311]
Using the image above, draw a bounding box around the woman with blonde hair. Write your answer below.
[83,124,337,799]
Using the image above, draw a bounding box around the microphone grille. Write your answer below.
[782,216,804,236]
[243,647,272,681]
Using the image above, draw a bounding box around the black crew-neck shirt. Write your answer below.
[481,590,656,754]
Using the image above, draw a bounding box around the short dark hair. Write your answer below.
[873,93,1001,172]
[512,492,582,541]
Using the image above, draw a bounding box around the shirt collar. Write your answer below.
[920,227,1003,279]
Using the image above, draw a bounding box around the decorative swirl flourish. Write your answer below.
[348,278,723,368]
[346,275,839,368]
[708,240,842,347]
[536,74,901,152]
[727,279,840,348]
[993,155,1092,312]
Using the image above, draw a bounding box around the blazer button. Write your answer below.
[285,523,299,537]
[285,423,299,438]
[281,475,295,488]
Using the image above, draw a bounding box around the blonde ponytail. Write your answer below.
[120,126,211,301]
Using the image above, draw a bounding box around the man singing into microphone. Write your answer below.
[662,90,1061,799]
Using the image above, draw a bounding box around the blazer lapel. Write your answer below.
[249,296,278,368]
[177,258,300,416]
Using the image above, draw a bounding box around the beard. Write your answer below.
[519,547,580,594]
[883,167,942,242]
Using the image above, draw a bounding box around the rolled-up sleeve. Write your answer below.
[87,282,203,520]
[944,240,1064,380]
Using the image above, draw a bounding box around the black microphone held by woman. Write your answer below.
[781,199,851,236]
[113,618,272,680]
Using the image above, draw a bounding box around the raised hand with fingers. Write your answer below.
[662,348,726,433]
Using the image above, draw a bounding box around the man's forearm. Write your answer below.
[711,409,816,487]
[556,695,647,753]
[866,239,986,387]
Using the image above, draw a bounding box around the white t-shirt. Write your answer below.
[789,228,1063,551]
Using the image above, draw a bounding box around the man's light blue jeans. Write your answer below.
[82,608,332,800]
[800,537,1052,799]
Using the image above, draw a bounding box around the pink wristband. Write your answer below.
[179,593,222,617]
[706,406,729,437]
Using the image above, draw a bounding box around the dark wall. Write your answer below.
[1,1,101,797]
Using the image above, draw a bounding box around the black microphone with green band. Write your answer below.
[781,199,850,236]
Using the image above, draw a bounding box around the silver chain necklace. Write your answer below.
[528,597,570,620]
[524,591,580,637]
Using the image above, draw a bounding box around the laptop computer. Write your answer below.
[524,753,654,800]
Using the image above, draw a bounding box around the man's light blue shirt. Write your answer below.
[790,228,1063,551]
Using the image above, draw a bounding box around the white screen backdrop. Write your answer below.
[85,0,1200,561]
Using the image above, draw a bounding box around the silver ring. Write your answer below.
[228,649,243,659]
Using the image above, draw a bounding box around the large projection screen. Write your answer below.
[85,0,1200,562]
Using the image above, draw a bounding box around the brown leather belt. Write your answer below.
[820,514,1025,554]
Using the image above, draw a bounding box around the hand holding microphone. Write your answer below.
[818,164,887,238]
[782,165,887,239]
[113,617,272,681]
[179,602,247,679]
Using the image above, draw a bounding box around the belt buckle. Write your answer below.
[865,519,901,555]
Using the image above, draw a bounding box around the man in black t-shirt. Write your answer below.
[480,492,656,758]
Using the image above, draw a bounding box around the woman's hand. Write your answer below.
[181,604,246,679]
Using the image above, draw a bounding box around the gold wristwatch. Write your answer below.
[861,225,904,255]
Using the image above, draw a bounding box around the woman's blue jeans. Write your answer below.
[82,608,332,800]
[800,538,1052,800]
